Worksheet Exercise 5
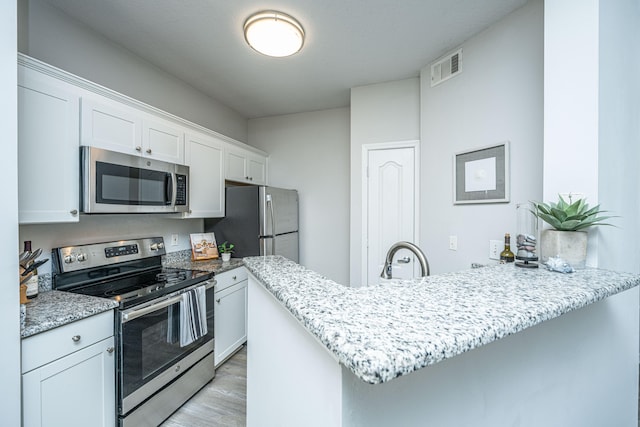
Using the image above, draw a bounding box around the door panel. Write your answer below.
[261,187,299,235]
[366,147,416,285]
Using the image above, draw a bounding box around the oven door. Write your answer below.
[117,280,215,416]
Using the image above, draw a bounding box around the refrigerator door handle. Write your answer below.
[266,194,276,255]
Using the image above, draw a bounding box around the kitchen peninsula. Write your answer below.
[244,256,640,427]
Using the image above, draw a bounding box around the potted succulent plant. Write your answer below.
[217,241,235,262]
[532,195,615,268]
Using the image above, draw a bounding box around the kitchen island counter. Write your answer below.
[244,255,640,426]
[21,291,118,338]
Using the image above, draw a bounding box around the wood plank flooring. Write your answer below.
[161,346,247,427]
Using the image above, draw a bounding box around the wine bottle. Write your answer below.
[23,240,39,299]
[500,233,515,263]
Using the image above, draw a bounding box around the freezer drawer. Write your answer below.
[260,232,299,263]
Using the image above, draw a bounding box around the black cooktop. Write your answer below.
[67,267,214,309]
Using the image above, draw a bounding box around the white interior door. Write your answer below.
[365,144,418,285]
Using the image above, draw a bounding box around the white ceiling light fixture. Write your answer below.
[244,11,305,57]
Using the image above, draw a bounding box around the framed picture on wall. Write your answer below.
[453,141,510,204]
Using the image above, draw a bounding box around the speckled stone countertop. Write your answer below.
[163,257,245,274]
[21,291,118,339]
[244,256,640,385]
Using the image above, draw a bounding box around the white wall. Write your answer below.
[420,0,543,274]
[350,78,421,285]
[0,2,22,424]
[18,0,248,142]
[248,109,351,284]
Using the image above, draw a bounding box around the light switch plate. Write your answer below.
[489,240,501,260]
[171,234,179,246]
[449,236,458,251]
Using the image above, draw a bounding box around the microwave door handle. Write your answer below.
[166,173,177,206]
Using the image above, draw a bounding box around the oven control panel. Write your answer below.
[53,237,167,273]
[105,244,139,258]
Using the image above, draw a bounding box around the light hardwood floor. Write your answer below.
[161,346,247,427]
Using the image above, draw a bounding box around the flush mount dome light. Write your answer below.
[243,11,305,57]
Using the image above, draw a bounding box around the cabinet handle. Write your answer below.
[70,209,78,215]
[232,276,237,280]
[106,347,114,354]
[71,335,81,342]
[249,177,253,181]
[136,146,142,152]
[146,148,152,154]
[216,299,221,303]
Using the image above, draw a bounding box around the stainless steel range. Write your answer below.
[52,237,215,427]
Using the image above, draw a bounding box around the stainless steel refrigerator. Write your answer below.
[204,186,299,262]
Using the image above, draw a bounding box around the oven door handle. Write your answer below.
[121,280,215,323]
[122,294,183,323]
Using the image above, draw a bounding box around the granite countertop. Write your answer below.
[21,291,118,339]
[163,257,245,274]
[243,255,640,385]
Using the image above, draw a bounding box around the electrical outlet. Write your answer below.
[489,240,501,260]
[449,235,458,251]
[171,234,179,246]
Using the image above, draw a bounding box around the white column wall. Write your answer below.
[0,1,22,424]
[543,0,600,267]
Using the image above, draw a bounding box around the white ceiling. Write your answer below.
[43,0,527,119]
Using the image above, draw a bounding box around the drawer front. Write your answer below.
[22,310,114,373]
[215,267,248,293]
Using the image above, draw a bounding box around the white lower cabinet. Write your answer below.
[214,268,248,367]
[21,311,115,427]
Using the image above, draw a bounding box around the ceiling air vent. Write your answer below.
[430,48,462,87]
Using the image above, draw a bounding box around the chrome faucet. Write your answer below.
[380,241,430,279]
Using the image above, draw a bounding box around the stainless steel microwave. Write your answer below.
[81,146,189,214]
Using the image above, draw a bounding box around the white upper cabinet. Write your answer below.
[225,145,267,185]
[142,117,185,164]
[18,66,80,224]
[183,131,225,218]
[80,96,141,155]
[81,96,185,164]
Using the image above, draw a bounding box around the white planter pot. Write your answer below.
[221,253,231,262]
[540,230,587,269]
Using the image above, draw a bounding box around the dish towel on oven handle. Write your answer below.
[179,285,208,347]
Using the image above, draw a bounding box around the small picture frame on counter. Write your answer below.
[190,233,219,261]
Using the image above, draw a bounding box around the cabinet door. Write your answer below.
[142,117,185,164]
[184,132,224,218]
[80,96,142,155]
[247,155,267,185]
[22,337,115,427]
[225,149,247,183]
[225,146,268,185]
[214,280,248,366]
[18,69,80,224]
